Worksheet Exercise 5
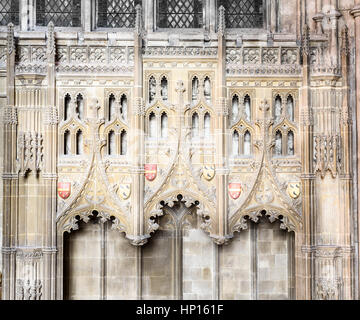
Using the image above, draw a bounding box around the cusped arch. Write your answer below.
[230,205,301,237]
[57,205,131,238]
[145,190,215,240]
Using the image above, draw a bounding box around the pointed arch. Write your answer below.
[64,94,71,121]
[204,77,211,103]
[287,130,294,156]
[192,76,199,103]
[274,130,283,156]
[149,76,156,104]
[109,94,116,121]
[274,95,282,122]
[64,129,71,155]
[120,130,127,155]
[233,130,240,156]
[76,94,84,120]
[204,112,211,137]
[149,112,157,138]
[287,95,294,122]
[161,76,168,102]
[192,112,199,138]
[244,130,251,156]
[108,130,116,155]
[244,94,251,122]
[161,112,168,138]
[232,95,239,121]
[76,130,84,155]
[120,94,128,121]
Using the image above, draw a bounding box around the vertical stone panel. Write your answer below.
[182,216,214,300]
[142,214,174,300]
[220,228,252,300]
[63,219,102,300]
[256,217,294,300]
[105,222,137,299]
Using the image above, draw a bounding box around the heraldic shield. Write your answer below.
[145,164,157,181]
[228,183,242,200]
[287,182,301,199]
[202,165,215,181]
[58,182,71,200]
[119,184,131,200]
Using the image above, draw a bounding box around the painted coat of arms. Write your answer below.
[287,182,301,199]
[119,184,131,200]
[228,183,242,200]
[145,164,157,181]
[202,165,215,181]
[58,182,71,199]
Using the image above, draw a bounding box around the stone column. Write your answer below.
[351,3,360,300]
[339,26,353,300]
[2,23,18,300]
[214,7,229,245]
[299,25,314,300]
[42,22,58,300]
[130,5,145,299]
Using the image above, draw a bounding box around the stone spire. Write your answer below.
[46,21,55,55]
[135,4,142,35]
[302,24,310,57]
[7,23,14,55]
[218,5,226,36]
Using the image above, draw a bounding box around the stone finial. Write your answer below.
[47,21,55,55]
[341,25,350,56]
[135,4,142,35]
[302,24,310,56]
[218,6,226,35]
[7,23,15,55]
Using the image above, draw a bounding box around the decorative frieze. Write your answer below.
[143,47,218,57]
[226,47,301,75]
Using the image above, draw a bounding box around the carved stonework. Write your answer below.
[3,106,18,125]
[7,23,15,55]
[16,131,44,175]
[44,106,59,125]
[314,134,340,178]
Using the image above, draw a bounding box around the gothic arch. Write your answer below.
[144,190,214,241]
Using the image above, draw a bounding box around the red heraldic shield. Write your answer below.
[228,183,242,200]
[145,164,157,181]
[58,182,71,200]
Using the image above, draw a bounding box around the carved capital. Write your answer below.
[351,5,360,18]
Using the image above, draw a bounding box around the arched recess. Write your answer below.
[142,194,215,300]
[56,205,131,300]
[229,203,301,300]
[221,210,295,300]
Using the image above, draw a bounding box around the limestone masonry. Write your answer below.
[0,0,360,300]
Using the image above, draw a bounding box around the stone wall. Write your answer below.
[63,209,294,300]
